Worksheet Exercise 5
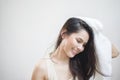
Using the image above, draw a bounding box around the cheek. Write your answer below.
[61,39,68,50]
[63,40,71,52]
[69,38,77,47]
[64,38,76,51]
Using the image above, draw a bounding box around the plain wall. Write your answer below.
[0,0,120,80]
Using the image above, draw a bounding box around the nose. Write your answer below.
[77,45,84,52]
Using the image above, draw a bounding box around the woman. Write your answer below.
[32,17,119,80]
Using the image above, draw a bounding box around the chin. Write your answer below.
[69,53,76,58]
[67,51,77,58]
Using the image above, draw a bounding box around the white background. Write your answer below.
[0,0,120,80]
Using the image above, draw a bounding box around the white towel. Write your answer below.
[78,17,112,79]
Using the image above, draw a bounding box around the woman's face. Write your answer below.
[61,29,89,58]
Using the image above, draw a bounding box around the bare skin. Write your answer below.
[112,44,119,58]
[31,30,119,80]
[32,30,89,80]
[31,59,48,80]
[32,45,119,80]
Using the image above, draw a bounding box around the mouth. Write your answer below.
[71,49,79,55]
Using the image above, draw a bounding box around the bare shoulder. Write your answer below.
[31,58,49,80]
[112,44,119,58]
[36,58,48,70]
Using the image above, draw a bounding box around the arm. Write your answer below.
[31,60,47,80]
[112,44,119,58]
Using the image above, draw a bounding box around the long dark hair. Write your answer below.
[55,17,96,80]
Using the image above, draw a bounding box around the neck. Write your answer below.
[51,46,69,65]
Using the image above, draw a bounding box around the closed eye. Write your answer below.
[77,40,81,43]
[76,38,87,47]
[76,38,83,43]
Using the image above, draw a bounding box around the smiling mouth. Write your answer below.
[72,49,78,55]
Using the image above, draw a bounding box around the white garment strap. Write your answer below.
[46,59,58,80]
[45,53,58,80]
[45,54,78,80]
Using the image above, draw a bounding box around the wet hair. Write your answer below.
[55,17,96,80]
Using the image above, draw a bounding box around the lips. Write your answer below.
[71,49,79,55]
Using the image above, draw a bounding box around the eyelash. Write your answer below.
[76,39,86,47]
[77,39,82,43]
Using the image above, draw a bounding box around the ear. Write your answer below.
[61,29,67,39]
